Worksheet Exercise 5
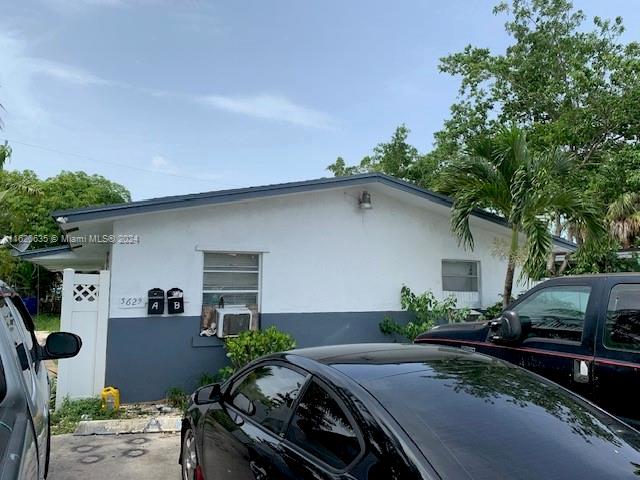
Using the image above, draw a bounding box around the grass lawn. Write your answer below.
[34,313,61,332]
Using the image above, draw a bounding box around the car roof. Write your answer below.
[280,343,640,479]
[545,272,640,280]
[284,342,493,367]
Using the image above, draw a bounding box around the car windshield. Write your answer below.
[338,357,640,479]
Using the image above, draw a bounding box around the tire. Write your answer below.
[181,428,198,480]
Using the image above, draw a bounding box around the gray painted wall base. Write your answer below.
[105,311,414,402]
[261,311,415,347]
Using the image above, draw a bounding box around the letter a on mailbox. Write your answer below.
[147,288,165,315]
[167,287,184,314]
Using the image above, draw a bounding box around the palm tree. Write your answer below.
[436,127,604,307]
[607,193,640,249]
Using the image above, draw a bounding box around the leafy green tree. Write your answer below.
[327,125,440,188]
[435,0,640,258]
[436,0,640,163]
[0,170,130,296]
[1,171,131,249]
[436,127,604,307]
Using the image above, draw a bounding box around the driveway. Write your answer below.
[49,433,181,480]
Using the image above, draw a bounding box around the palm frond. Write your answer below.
[450,199,477,250]
[0,141,11,170]
[606,193,640,247]
[521,215,553,280]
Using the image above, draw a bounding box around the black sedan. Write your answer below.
[180,343,640,479]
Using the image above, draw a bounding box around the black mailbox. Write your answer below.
[147,288,165,315]
[167,288,184,314]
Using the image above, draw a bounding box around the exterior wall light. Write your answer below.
[359,191,372,209]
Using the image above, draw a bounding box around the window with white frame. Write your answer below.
[202,253,260,308]
[442,260,479,292]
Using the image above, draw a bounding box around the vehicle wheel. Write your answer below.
[181,428,198,480]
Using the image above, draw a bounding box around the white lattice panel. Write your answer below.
[73,283,99,303]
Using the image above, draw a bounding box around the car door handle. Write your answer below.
[249,461,267,480]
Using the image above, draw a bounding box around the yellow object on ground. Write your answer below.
[101,386,120,411]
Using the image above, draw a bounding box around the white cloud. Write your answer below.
[149,155,223,181]
[0,30,118,129]
[0,31,49,126]
[150,155,176,173]
[31,59,114,86]
[42,0,128,10]
[0,31,335,131]
[199,94,334,129]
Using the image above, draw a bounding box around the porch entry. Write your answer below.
[55,268,110,408]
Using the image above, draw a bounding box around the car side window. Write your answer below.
[286,379,361,470]
[230,364,307,434]
[0,297,35,393]
[513,285,591,342]
[604,284,640,353]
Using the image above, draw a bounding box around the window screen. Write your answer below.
[202,253,259,307]
[286,380,361,469]
[442,260,479,292]
[230,365,306,434]
[604,284,640,353]
[514,285,591,342]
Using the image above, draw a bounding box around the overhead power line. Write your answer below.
[1,137,243,187]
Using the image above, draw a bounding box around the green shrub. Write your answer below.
[218,326,295,378]
[166,387,188,412]
[49,377,57,410]
[482,300,504,320]
[380,286,471,342]
[215,366,235,382]
[50,397,120,435]
[197,372,216,387]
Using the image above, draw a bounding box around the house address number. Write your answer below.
[119,296,145,308]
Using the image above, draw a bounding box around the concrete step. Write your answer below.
[74,416,182,435]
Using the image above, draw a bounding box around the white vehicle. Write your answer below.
[0,281,81,479]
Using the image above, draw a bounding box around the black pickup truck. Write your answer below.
[415,274,640,427]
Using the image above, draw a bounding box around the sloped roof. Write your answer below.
[48,173,576,249]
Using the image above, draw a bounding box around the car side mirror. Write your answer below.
[41,332,82,360]
[489,310,527,343]
[194,383,222,405]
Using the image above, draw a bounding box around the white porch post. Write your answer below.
[93,269,111,395]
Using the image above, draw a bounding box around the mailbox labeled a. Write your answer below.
[167,287,184,314]
[147,288,165,315]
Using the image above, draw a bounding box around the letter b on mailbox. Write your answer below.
[167,287,184,314]
[147,288,165,315]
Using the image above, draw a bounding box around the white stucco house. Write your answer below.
[19,173,575,402]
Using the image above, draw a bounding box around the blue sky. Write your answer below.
[1,0,638,200]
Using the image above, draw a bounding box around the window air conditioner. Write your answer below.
[214,306,252,338]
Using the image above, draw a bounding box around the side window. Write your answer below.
[230,364,307,434]
[513,285,591,342]
[604,284,640,353]
[0,297,35,393]
[286,380,361,470]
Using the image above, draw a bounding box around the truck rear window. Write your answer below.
[605,284,640,353]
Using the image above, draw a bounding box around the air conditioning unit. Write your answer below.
[215,306,253,338]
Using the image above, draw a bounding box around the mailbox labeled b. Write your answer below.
[167,288,184,314]
[147,288,165,315]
